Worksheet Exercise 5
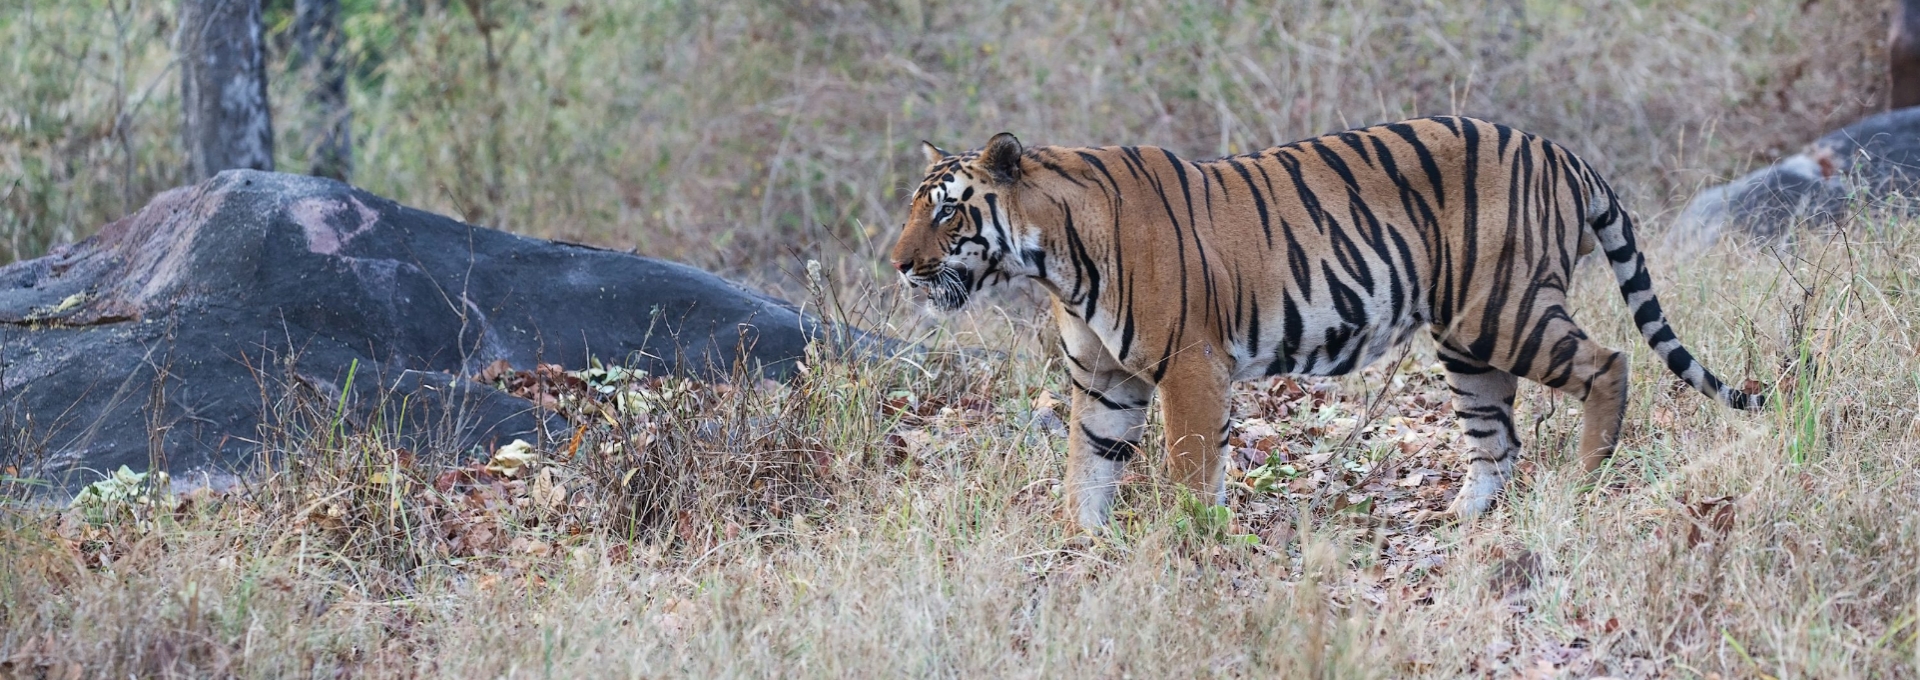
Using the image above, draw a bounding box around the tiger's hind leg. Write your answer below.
[1440,317,1631,518]
[1435,341,1523,518]
[1510,330,1630,476]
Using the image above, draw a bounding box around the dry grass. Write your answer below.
[4,0,1919,678]
[0,0,1888,284]
[4,225,1919,677]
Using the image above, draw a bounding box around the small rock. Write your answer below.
[1670,107,1920,253]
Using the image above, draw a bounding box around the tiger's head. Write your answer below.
[890,132,1032,312]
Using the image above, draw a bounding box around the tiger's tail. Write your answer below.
[1585,178,1765,411]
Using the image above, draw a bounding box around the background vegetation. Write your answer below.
[3,0,1916,677]
[0,0,1886,283]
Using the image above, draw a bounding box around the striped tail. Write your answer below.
[1588,184,1765,411]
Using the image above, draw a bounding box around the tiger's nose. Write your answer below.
[894,260,913,274]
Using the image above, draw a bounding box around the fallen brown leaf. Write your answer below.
[1488,547,1541,600]
[1685,494,1737,548]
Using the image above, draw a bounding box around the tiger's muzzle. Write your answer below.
[897,262,974,312]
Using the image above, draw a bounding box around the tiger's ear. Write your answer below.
[920,140,950,165]
[979,132,1023,184]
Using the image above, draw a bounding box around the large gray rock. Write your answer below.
[1668,108,1920,253]
[0,171,868,492]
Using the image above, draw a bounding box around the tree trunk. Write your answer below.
[1892,0,1920,109]
[294,0,351,181]
[177,0,274,180]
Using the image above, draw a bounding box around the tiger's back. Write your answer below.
[890,116,1763,527]
[1032,119,1601,384]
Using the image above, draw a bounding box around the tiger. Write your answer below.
[888,116,1766,529]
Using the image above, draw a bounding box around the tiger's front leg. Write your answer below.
[1156,352,1233,506]
[1056,311,1154,530]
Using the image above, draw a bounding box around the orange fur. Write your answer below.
[891,117,1762,528]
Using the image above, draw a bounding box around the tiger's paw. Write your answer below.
[1446,474,1505,519]
[1409,508,1456,527]
[1446,494,1494,519]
